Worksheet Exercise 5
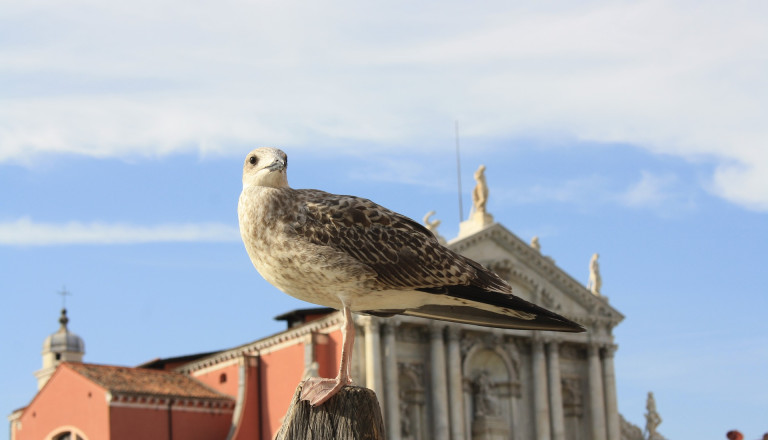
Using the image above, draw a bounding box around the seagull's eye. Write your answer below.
[249,156,258,165]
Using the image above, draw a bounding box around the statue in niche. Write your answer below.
[472,370,500,418]
[422,211,447,244]
[400,399,413,438]
[471,165,489,215]
[587,253,602,295]
[561,377,584,417]
[530,236,541,252]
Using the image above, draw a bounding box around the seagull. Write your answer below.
[238,147,584,406]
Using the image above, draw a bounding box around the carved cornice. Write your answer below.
[449,223,624,328]
[178,311,343,374]
[108,394,235,412]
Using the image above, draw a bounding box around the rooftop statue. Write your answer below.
[644,392,667,440]
[587,253,602,296]
[472,164,489,215]
[530,236,541,252]
[422,211,447,245]
[458,164,495,238]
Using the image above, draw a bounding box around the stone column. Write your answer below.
[446,325,466,440]
[532,336,551,440]
[588,343,607,440]
[547,341,565,440]
[602,344,620,440]
[365,317,384,408]
[430,323,450,439]
[382,321,401,440]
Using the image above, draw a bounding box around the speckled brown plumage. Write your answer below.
[238,147,584,333]
[238,147,583,406]
[291,189,499,291]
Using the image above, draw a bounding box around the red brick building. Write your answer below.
[9,308,344,440]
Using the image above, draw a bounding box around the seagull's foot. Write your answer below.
[300,376,351,406]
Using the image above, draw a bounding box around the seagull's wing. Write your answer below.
[292,189,584,333]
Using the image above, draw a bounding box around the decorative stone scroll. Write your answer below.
[561,377,584,417]
[422,211,447,245]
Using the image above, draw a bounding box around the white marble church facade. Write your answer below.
[350,220,625,440]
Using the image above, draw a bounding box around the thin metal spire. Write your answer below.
[57,286,72,309]
[455,120,464,223]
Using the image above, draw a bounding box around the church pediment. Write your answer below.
[448,223,624,329]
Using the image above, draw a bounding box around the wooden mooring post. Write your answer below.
[276,384,385,440]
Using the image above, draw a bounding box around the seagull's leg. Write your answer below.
[300,305,355,406]
[340,305,355,385]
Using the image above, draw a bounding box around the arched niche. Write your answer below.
[398,363,427,440]
[462,342,521,440]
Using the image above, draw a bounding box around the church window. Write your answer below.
[52,430,85,440]
[219,373,227,384]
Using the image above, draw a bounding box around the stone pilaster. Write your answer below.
[602,344,620,440]
[588,344,607,440]
[365,317,384,408]
[532,335,551,440]
[446,325,466,440]
[547,341,565,440]
[430,323,450,439]
[382,321,401,440]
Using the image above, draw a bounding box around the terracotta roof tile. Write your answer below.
[65,362,233,401]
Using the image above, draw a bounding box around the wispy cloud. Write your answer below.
[496,171,695,215]
[1,1,767,210]
[496,175,610,206]
[0,218,240,246]
[616,171,694,214]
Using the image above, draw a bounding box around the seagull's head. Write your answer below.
[242,147,289,189]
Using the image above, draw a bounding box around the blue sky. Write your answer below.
[2,1,767,439]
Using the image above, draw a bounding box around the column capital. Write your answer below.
[362,315,380,331]
[381,319,399,336]
[446,324,462,341]
[587,342,603,357]
[547,340,560,355]
[429,321,446,338]
[603,343,618,358]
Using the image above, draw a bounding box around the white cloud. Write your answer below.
[495,171,695,215]
[496,175,610,206]
[617,171,687,211]
[1,0,767,209]
[711,158,768,212]
[0,218,240,246]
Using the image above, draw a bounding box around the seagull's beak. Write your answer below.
[267,159,286,172]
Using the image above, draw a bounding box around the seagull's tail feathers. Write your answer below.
[363,250,584,332]
[396,285,585,333]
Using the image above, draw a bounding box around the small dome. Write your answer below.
[42,309,85,354]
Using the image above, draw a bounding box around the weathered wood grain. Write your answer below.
[276,384,385,440]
